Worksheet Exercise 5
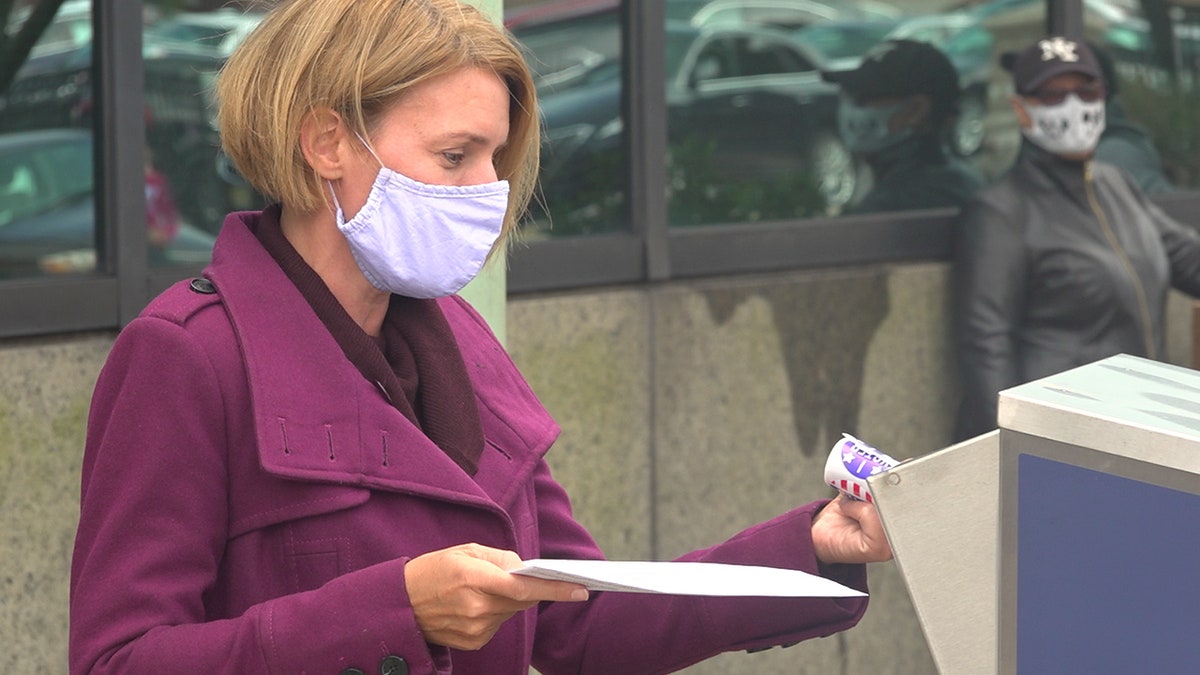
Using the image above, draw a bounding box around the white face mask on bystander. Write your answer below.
[1020,93,1106,157]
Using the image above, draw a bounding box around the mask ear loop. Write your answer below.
[354,130,385,168]
[326,183,341,215]
[327,130,383,217]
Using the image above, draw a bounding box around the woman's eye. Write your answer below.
[443,151,465,166]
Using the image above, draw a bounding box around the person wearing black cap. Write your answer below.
[951,35,1200,441]
[822,39,985,215]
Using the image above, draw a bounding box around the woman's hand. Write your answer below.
[811,495,893,565]
[405,543,589,650]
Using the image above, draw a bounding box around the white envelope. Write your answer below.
[511,559,866,597]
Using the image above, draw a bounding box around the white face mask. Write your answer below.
[1020,93,1106,156]
[837,98,913,154]
[330,141,509,299]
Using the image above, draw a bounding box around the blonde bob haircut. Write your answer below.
[216,0,539,243]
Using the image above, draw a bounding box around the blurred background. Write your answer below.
[5,0,1200,275]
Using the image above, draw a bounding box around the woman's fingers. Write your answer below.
[812,496,894,565]
[406,543,588,650]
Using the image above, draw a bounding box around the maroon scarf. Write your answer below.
[250,205,484,475]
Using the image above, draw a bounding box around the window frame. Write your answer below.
[6,0,1200,336]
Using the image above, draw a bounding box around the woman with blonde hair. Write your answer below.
[70,2,891,673]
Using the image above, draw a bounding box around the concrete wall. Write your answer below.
[1,333,112,670]
[2,262,1194,672]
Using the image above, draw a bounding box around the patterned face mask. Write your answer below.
[1020,93,1106,156]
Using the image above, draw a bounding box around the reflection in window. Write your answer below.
[1088,2,1200,193]
[665,0,1038,226]
[666,22,860,224]
[509,0,1050,232]
[507,0,628,236]
[452,1,1200,235]
[0,0,98,277]
[0,0,240,278]
[144,2,266,264]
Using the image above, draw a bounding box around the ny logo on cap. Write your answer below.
[1038,37,1079,62]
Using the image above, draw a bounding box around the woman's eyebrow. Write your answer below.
[432,131,504,147]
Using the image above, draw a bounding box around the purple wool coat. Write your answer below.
[70,211,868,675]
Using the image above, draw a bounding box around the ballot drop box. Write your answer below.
[867,354,1200,674]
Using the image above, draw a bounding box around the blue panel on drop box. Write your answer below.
[1017,454,1200,673]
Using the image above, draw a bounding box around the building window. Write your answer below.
[5,0,1200,337]
[1,0,99,279]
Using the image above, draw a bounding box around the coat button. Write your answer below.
[379,655,408,675]
[189,277,216,294]
[339,669,366,675]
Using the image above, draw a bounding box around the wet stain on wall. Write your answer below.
[703,272,889,456]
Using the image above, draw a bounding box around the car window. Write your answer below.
[4,138,92,222]
[738,35,813,74]
[0,162,38,228]
[693,39,736,81]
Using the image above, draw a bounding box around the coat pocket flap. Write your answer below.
[230,481,370,538]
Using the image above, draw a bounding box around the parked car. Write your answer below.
[0,128,214,278]
[535,20,860,231]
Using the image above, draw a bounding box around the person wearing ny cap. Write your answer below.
[822,39,985,215]
[951,35,1200,441]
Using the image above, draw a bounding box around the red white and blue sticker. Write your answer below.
[824,434,899,502]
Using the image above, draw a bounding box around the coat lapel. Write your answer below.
[206,215,497,509]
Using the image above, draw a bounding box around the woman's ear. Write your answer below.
[299,108,348,180]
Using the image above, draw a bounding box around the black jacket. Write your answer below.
[848,136,985,215]
[952,141,1200,440]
